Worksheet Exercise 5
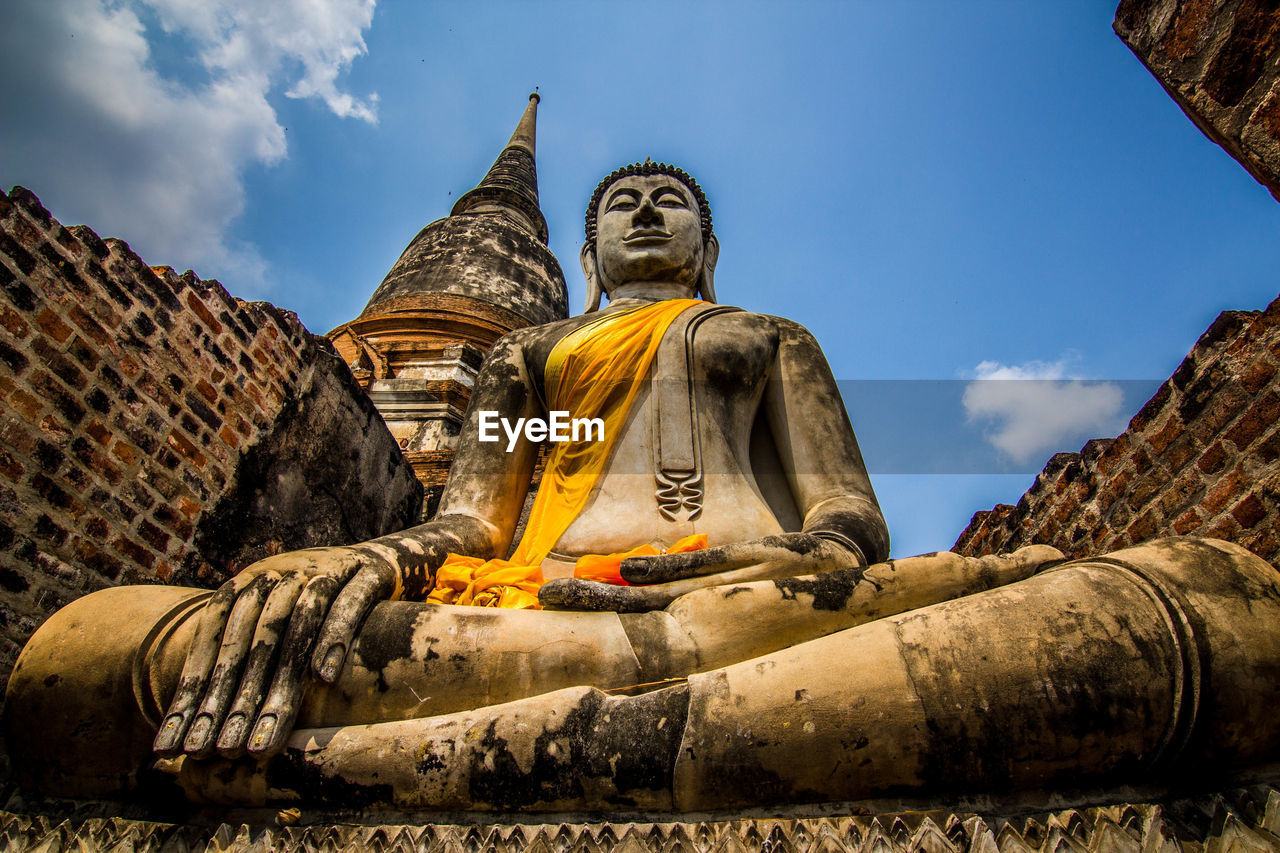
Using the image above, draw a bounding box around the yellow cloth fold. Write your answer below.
[511,298,704,567]
[428,298,705,609]
[427,555,543,609]
[573,533,708,586]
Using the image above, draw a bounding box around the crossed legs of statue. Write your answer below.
[8,538,1280,810]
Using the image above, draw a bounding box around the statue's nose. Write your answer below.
[633,197,662,227]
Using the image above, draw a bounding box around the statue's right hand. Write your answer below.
[152,545,396,761]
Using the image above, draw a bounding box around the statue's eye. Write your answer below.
[654,192,687,208]
[605,192,639,213]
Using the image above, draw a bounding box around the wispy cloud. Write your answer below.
[0,0,376,294]
[962,356,1126,465]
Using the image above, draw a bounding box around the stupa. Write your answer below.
[327,94,568,514]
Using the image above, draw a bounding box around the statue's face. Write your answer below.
[594,174,705,294]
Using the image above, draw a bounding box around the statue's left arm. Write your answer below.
[760,316,890,562]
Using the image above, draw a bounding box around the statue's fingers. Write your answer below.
[620,544,757,584]
[246,574,342,757]
[154,571,261,757]
[215,570,306,758]
[181,573,276,758]
[312,564,395,683]
[539,577,675,612]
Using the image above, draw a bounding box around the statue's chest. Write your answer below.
[688,316,775,395]
[645,314,776,522]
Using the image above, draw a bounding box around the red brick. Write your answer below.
[116,353,140,379]
[1204,515,1240,541]
[195,378,218,404]
[1127,511,1159,543]
[1241,359,1277,393]
[1161,433,1200,473]
[0,306,30,340]
[9,389,42,422]
[1160,0,1217,61]
[1257,427,1280,463]
[110,441,138,466]
[184,292,223,336]
[1145,413,1183,456]
[69,438,121,486]
[1127,464,1171,513]
[0,450,24,482]
[1197,441,1228,474]
[1203,466,1247,516]
[1173,507,1204,535]
[111,534,155,570]
[84,419,111,447]
[0,417,36,455]
[217,424,240,450]
[52,225,83,258]
[1224,392,1280,450]
[64,305,113,348]
[33,308,72,344]
[84,516,109,541]
[1200,387,1250,434]
[1230,494,1268,530]
[136,519,169,553]
[38,414,71,444]
[166,430,205,469]
[152,505,193,540]
[177,496,201,520]
[1096,466,1136,511]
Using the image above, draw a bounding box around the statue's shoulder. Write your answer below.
[714,308,818,344]
[491,315,585,350]
[488,313,607,380]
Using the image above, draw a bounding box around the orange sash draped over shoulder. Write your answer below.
[428,298,706,609]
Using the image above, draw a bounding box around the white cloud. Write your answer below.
[962,356,1126,464]
[0,0,376,294]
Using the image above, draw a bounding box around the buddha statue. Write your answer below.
[7,162,1280,812]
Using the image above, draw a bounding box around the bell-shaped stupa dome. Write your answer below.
[359,93,567,328]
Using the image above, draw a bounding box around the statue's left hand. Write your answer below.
[152,545,396,761]
[621,533,862,584]
[539,533,863,612]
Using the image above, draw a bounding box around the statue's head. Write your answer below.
[581,161,719,312]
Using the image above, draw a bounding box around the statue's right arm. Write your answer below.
[153,333,542,760]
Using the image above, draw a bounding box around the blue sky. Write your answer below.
[3,1,1278,557]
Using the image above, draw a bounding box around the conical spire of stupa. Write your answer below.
[449,93,548,243]
[352,92,567,328]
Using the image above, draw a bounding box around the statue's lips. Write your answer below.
[622,230,673,245]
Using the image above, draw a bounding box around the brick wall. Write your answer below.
[955,295,1280,564]
[0,186,422,690]
[1116,0,1280,201]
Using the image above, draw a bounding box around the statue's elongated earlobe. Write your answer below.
[698,234,720,304]
[581,244,603,313]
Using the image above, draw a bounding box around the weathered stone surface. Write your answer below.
[362,214,568,330]
[359,96,565,329]
[1115,0,1280,201]
[0,186,422,706]
[329,96,567,511]
[956,294,1280,564]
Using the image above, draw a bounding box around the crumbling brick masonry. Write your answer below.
[0,186,422,691]
[956,294,1280,565]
